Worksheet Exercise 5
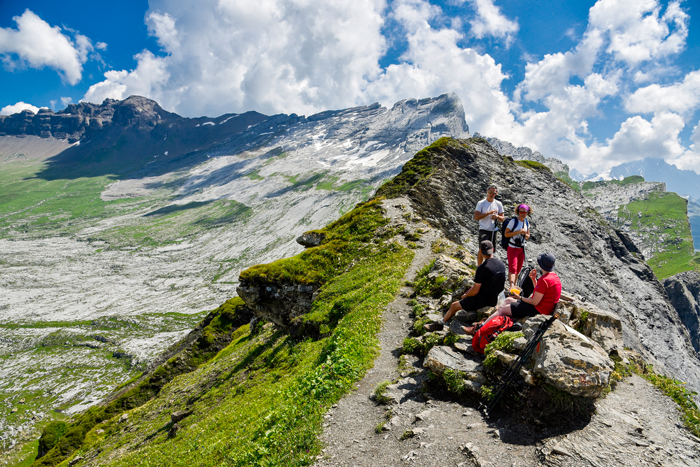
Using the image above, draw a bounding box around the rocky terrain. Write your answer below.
[581,177,667,259]
[664,271,700,354]
[480,135,570,174]
[0,93,469,460]
[25,137,700,467]
[390,138,700,389]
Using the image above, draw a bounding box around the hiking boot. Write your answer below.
[423,321,445,332]
[462,325,476,335]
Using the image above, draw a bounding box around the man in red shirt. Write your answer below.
[465,252,561,333]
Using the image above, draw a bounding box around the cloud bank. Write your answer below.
[0,9,95,85]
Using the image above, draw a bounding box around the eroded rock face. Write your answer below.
[558,300,624,354]
[664,271,700,353]
[236,280,318,331]
[428,254,474,292]
[0,96,177,142]
[525,316,614,398]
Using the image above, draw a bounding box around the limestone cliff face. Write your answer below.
[583,180,670,260]
[403,138,700,389]
[664,271,700,354]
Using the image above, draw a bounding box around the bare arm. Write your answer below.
[462,282,482,298]
[474,210,494,221]
[521,291,544,306]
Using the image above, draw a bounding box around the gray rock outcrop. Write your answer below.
[236,281,318,331]
[664,271,700,353]
[525,316,614,398]
[480,135,570,174]
[403,137,700,390]
[423,345,485,392]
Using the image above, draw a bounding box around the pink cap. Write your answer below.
[518,204,530,212]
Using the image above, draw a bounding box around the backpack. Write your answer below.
[500,218,529,250]
[517,266,535,298]
[472,316,514,354]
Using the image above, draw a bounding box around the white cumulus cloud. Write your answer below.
[0,101,41,115]
[365,0,514,135]
[83,0,387,117]
[626,69,700,115]
[588,0,688,66]
[467,0,519,45]
[0,9,94,85]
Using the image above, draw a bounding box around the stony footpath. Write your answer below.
[314,193,700,466]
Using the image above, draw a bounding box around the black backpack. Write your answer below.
[500,218,529,250]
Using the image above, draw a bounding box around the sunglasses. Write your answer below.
[519,209,528,213]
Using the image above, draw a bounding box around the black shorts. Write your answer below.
[510,300,539,320]
[478,229,497,246]
[460,295,496,311]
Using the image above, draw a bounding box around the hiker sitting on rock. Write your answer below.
[464,252,561,333]
[425,240,505,332]
[505,204,531,289]
[474,185,504,265]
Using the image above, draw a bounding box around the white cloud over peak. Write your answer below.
[83,50,169,104]
[0,9,94,85]
[605,111,685,161]
[83,0,388,117]
[467,0,518,45]
[365,0,514,135]
[0,101,41,115]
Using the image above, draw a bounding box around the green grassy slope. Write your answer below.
[25,137,458,467]
[617,191,699,278]
[578,176,698,279]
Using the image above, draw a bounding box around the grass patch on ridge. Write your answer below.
[63,242,413,466]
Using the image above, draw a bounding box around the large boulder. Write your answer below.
[296,231,326,248]
[428,255,473,292]
[525,315,614,398]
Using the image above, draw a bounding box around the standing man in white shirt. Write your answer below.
[474,184,504,265]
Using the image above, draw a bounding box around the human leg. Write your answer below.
[462,299,514,334]
[507,247,517,287]
[443,300,463,322]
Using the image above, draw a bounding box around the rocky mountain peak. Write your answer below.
[396,137,700,390]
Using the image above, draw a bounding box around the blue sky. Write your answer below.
[1,0,700,176]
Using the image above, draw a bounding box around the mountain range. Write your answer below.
[2,94,700,466]
[0,93,468,461]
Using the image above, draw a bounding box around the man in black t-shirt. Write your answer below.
[425,240,506,332]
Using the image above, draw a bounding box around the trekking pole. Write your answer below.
[483,311,559,417]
